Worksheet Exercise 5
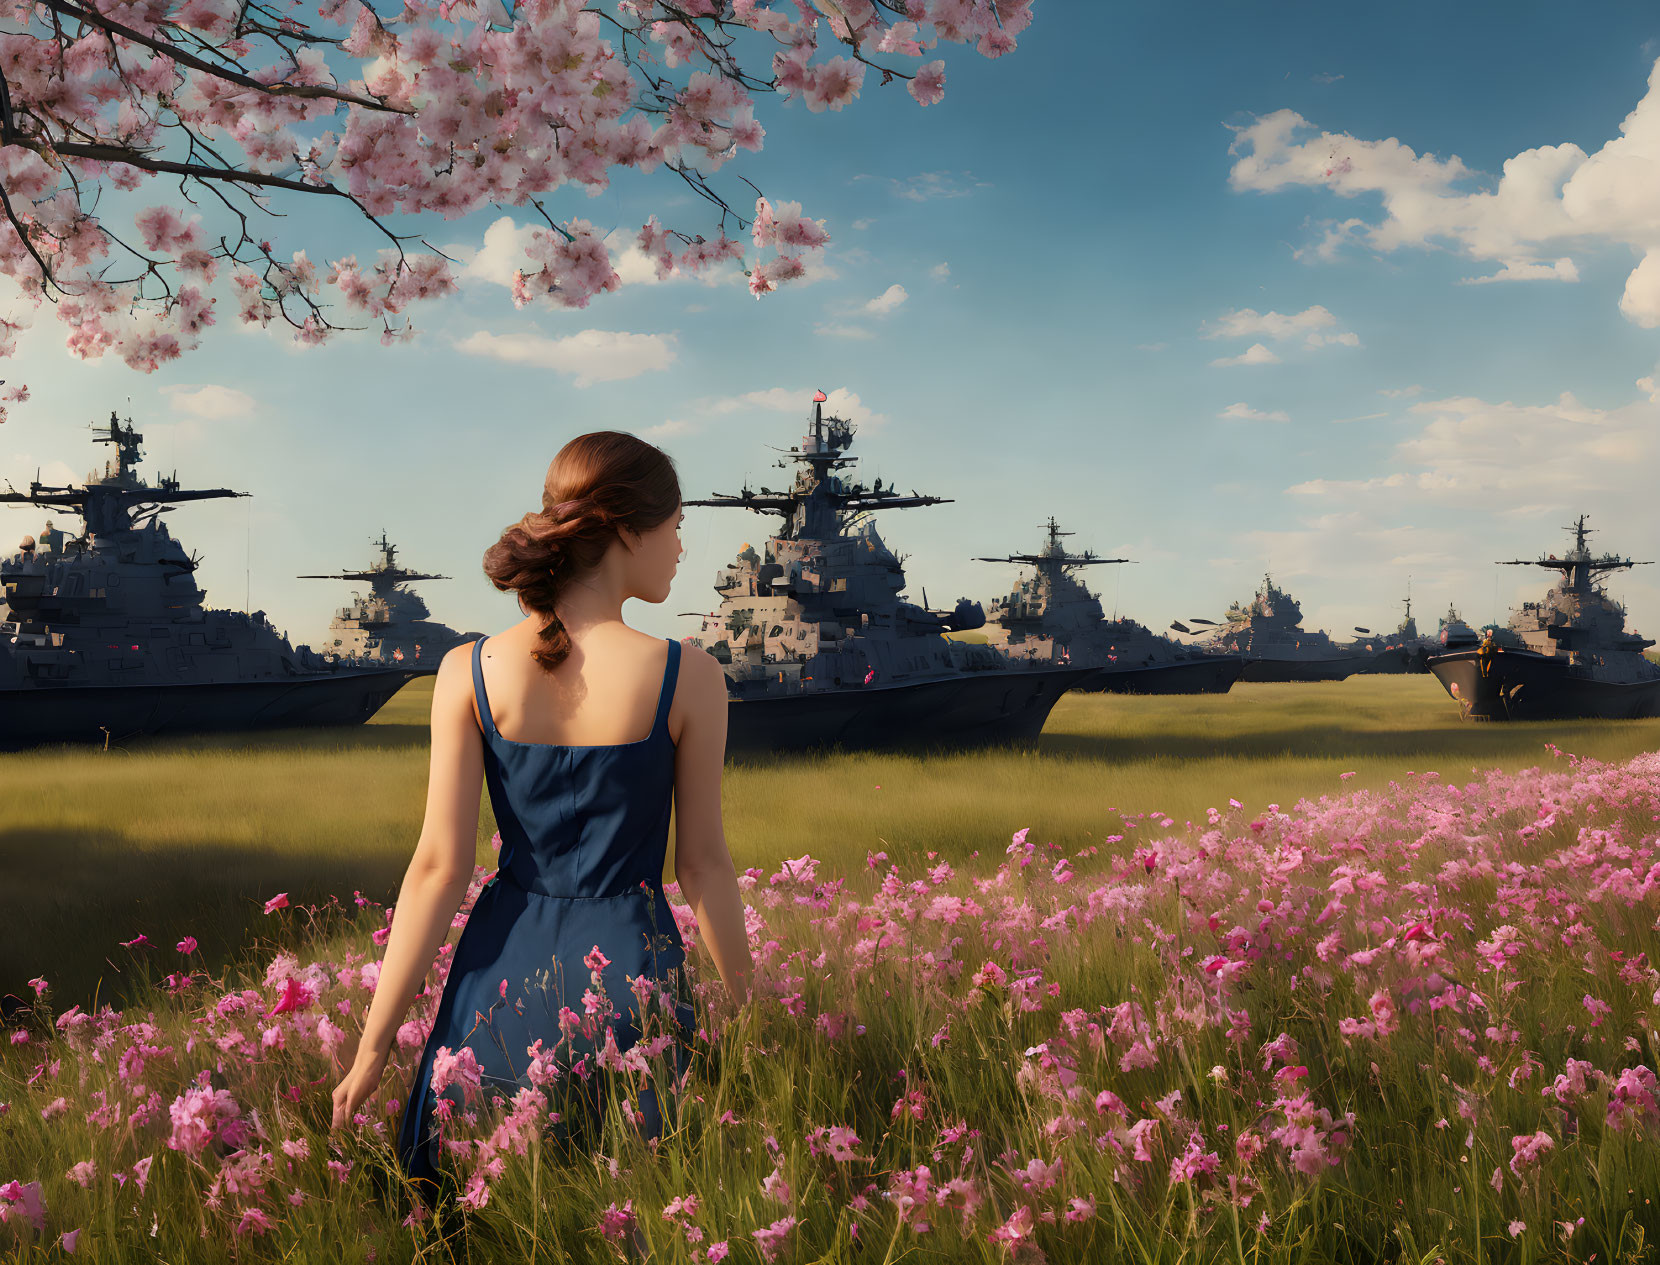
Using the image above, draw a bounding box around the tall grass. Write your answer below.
[5,745,1660,1261]
[5,676,1660,1012]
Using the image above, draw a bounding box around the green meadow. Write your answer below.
[4,673,1658,1013]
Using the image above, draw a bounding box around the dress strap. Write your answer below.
[653,638,682,736]
[471,635,499,740]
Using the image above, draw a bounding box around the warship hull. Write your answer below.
[723,665,1100,755]
[1352,645,1434,675]
[1077,657,1245,695]
[1427,649,1660,721]
[0,669,427,749]
[1238,655,1372,684]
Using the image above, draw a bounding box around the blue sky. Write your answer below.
[7,2,1660,651]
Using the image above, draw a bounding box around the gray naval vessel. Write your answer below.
[1427,514,1660,720]
[299,531,483,668]
[681,393,1100,754]
[974,518,1246,694]
[0,412,424,748]
[1339,586,1446,674]
[1189,573,1379,682]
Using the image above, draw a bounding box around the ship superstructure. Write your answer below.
[975,518,1244,694]
[1198,573,1375,682]
[299,532,481,667]
[683,392,1098,751]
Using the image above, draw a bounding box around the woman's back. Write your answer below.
[472,626,680,748]
[471,630,684,899]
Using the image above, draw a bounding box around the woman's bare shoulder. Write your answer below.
[675,640,727,698]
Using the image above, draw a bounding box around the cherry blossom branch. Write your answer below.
[30,0,408,114]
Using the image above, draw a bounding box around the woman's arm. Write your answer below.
[671,646,755,1006]
[330,642,485,1129]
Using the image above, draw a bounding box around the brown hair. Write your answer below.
[481,431,681,672]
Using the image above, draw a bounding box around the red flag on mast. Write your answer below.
[812,389,827,402]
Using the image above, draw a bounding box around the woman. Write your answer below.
[327,431,755,1214]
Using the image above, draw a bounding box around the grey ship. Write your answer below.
[1339,587,1445,674]
[974,518,1245,694]
[0,412,424,748]
[299,532,483,668]
[1192,574,1378,681]
[1428,514,1660,720]
[682,393,1099,753]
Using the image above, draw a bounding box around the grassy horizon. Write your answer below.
[4,674,1659,1013]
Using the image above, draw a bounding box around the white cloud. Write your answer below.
[1227,57,1660,323]
[454,328,676,386]
[852,218,875,231]
[1210,343,1281,368]
[641,419,695,441]
[863,284,909,315]
[1621,248,1660,327]
[1330,411,1389,424]
[1202,304,1358,347]
[159,384,256,421]
[929,262,951,279]
[1286,383,1660,505]
[1218,402,1291,423]
[685,385,890,432]
[1136,341,1169,352]
[850,170,991,202]
[1379,384,1422,398]
[1459,257,1580,284]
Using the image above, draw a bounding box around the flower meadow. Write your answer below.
[6,746,1660,1262]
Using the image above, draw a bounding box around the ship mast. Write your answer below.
[0,410,244,535]
[683,393,950,540]
[1496,513,1652,593]
[974,516,1130,600]
[297,531,450,590]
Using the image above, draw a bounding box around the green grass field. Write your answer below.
[4,673,1658,1013]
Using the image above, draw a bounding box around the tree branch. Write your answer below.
[32,0,410,115]
[40,139,350,197]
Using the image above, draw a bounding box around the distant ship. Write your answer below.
[1339,586,1445,674]
[682,393,1099,753]
[1195,574,1377,682]
[0,412,423,748]
[975,518,1245,694]
[299,532,483,668]
[1427,514,1660,720]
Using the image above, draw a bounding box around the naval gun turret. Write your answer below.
[298,532,483,668]
[975,518,1245,694]
[1428,514,1660,719]
[682,391,1098,753]
[0,411,424,748]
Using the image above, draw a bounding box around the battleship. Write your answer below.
[1339,587,1445,674]
[1190,574,1380,682]
[299,532,483,668]
[1427,515,1660,720]
[0,412,425,748]
[681,393,1100,753]
[974,518,1245,694]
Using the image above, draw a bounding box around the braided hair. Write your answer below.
[481,431,681,672]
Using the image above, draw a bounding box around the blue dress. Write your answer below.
[395,634,694,1203]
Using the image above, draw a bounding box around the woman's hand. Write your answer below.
[330,1033,391,1131]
